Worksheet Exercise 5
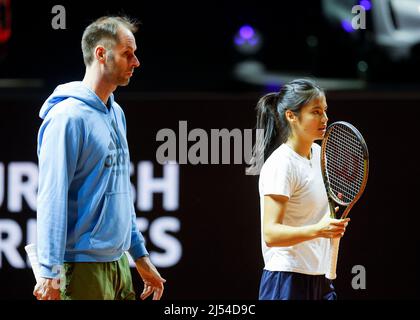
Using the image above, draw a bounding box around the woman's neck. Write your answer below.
[286,137,312,159]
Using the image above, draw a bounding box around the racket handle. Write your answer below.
[326,238,341,280]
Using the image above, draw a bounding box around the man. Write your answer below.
[33,16,166,300]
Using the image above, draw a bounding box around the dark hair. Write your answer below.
[81,16,139,66]
[247,79,324,174]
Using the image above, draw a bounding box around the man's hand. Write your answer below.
[33,278,61,300]
[135,255,166,300]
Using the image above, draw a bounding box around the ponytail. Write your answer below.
[246,92,281,175]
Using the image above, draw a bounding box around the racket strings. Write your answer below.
[325,125,366,204]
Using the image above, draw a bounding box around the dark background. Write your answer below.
[1,0,420,300]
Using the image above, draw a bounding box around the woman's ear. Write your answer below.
[285,110,296,123]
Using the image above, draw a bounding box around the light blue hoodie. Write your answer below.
[37,81,148,278]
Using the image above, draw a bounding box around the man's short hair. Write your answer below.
[81,16,139,66]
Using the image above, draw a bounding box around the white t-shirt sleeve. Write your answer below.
[260,155,294,198]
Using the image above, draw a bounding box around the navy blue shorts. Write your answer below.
[259,270,337,300]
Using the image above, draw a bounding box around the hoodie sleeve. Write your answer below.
[114,105,149,260]
[128,205,149,260]
[37,112,83,278]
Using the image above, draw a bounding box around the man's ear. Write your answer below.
[95,46,106,63]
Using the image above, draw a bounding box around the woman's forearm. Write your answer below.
[264,223,318,247]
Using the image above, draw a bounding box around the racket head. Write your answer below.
[321,121,369,212]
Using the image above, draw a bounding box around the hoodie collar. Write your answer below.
[39,81,115,119]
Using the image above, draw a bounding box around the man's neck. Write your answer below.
[82,70,116,105]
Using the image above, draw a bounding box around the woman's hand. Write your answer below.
[316,209,350,239]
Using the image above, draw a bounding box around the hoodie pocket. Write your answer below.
[89,192,131,253]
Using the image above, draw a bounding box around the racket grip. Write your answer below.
[25,243,41,283]
[326,238,341,280]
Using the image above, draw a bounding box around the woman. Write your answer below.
[249,79,350,300]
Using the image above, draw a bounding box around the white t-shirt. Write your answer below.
[259,143,330,275]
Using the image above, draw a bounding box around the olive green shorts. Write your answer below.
[61,254,136,300]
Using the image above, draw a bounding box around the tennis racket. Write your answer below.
[321,121,369,280]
